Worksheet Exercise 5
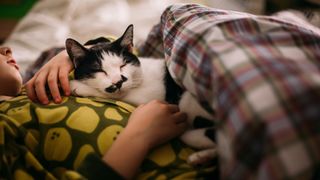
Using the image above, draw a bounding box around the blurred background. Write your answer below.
[0,0,319,43]
[0,0,319,75]
[0,0,37,43]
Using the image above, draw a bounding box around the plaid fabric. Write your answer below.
[138,4,320,179]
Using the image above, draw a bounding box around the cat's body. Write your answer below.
[66,25,216,165]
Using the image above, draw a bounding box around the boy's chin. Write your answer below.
[3,81,22,96]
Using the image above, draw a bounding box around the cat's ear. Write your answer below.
[117,24,134,52]
[66,38,87,68]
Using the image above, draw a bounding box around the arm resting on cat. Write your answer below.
[102,129,150,179]
[25,50,73,104]
[79,100,187,179]
[102,100,187,179]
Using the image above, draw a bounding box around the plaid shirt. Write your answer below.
[138,4,320,179]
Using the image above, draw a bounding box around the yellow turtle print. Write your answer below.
[0,95,215,179]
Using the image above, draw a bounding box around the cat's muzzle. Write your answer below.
[105,75,128,93]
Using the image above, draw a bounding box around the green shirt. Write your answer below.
[0,94,214,179]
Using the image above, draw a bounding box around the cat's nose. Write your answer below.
[105,76,127,93]
[105,85,118,93]
[105,82,122,93]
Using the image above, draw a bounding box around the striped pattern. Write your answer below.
[138,4,320,179]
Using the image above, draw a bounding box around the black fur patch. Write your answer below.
[164,68,183,104]
[194,116,214,128]
[84,37,111,46]
[204,128,216,142]
[72,49,104,80]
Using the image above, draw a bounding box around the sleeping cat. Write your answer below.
[66,25,216,165]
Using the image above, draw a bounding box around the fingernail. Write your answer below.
[55,97,61,103]
[43,100,49,104]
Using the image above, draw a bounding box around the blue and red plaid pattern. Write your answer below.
[138,4,320,179]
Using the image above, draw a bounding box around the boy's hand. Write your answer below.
[103,100,187,179]
[25,50,73,104]
[125,100,188,150]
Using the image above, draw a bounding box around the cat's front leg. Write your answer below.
[179,91,217,165]
[70,80,105,98]
[187,148,217,166]
[181,127,217,166]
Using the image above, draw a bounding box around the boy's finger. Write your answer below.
[34,71,49,104]
[167,104,180,113]
[25,78,39,103]
[174,112,188,124]
[177,121,188,134]
[47,68,61,103]
[59,67,71,96]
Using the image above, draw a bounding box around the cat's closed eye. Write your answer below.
[93,69,108,75]
[120,63,127,69]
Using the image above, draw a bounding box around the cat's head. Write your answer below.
[65,24,142,99]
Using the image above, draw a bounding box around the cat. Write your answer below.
[66,24,216,165]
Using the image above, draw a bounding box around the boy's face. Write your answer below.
[0,47,23,96]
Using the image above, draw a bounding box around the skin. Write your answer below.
[0,47,23,97]
[1,47,187,179]
[105,100,187,179]
[25,50,73,104]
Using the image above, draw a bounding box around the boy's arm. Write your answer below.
[102,100,187,179]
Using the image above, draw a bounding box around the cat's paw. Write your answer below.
[187,148,217,166]
[69,80,79,96]
[180,128,216,149]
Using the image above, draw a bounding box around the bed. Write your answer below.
[1,0,320,179]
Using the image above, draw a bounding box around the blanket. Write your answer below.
[137,3,320,179]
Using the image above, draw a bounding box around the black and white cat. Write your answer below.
[66,25,216,165]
